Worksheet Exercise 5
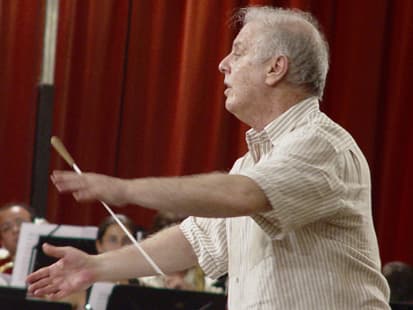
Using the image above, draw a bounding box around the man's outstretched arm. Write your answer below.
[51,171,271,217]
[27,225,196,299]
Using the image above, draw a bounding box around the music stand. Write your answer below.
[391,302,413,310]
[106,285,227,310]
[0,286,71,309]
[33,235,97,271]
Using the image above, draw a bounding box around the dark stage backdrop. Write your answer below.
[0,0,412,265]
[0,0,44,206]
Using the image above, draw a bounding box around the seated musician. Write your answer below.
[0,203,32,279]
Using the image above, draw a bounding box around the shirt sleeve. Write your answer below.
[180,217,228,279]
[239,128,346,240]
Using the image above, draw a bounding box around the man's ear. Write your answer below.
[265,55,289,86]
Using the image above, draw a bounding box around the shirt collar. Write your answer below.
[246,96,319,149]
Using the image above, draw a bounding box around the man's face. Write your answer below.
[0,206,32,257]
[219,22,269,122]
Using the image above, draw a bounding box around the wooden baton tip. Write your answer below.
[50,136,75,166]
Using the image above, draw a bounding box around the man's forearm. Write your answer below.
[123,172,271,217]
[94,225,197,282]
[51,170,270,217]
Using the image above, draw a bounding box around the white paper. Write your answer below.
[87,282,115,310]
[11,222,97,287]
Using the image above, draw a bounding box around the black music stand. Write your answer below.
[33,235,97,271]
[0,286,71,310]
[107,285,227,310]
[391,302,413,310]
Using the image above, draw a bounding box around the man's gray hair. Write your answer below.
[235,7,329,99]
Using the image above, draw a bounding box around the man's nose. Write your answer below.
[218,55,230,74]
[12,223,20,233]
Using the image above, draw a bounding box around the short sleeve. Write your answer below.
[239,128,345,239]
[180,217,228,279]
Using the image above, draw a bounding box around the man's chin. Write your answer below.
[225,99,237,114]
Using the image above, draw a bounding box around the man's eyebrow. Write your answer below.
[232,42,244,51]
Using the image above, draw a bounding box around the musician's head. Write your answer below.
[95,214,138,253]
[0,203,33,258]
[383,261,413,303]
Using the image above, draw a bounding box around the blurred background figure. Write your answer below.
[95,214,142,254]
[0,203,32,280]
[383,261,413,304]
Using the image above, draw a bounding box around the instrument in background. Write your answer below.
[0,253,13,274]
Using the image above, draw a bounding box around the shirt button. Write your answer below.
[235,277,239,283]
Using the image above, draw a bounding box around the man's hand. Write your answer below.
[51,171,128,206]
[26,244,97,300]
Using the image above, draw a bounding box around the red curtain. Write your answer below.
[0,0,44,205]
[47,0,131,225]
[372,0,413,264]
[1,0,412,264]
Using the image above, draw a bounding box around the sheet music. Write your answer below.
[11,223,97,287]
[87,282,115,310]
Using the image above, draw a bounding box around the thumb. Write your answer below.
[42,243,67,259]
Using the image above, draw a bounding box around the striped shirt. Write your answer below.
[180,97,390,309]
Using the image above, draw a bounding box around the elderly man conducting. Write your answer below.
[27,6,390,309]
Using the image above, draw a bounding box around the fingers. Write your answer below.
[50,170,124,205]
[26,261,72,298]
[72,189,95,202]
[51,171,85,192]
[28,277,57,296]
[51,171,95,202]
[42,243,68,259]
[33,283,66,299]
[26,266,50,286]
[26,267,63,298]
[48,290,70,300]
[27,245,69,292]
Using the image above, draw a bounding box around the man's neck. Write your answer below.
[251,90,312,132]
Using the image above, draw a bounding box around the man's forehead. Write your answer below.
[233,22,261,48]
